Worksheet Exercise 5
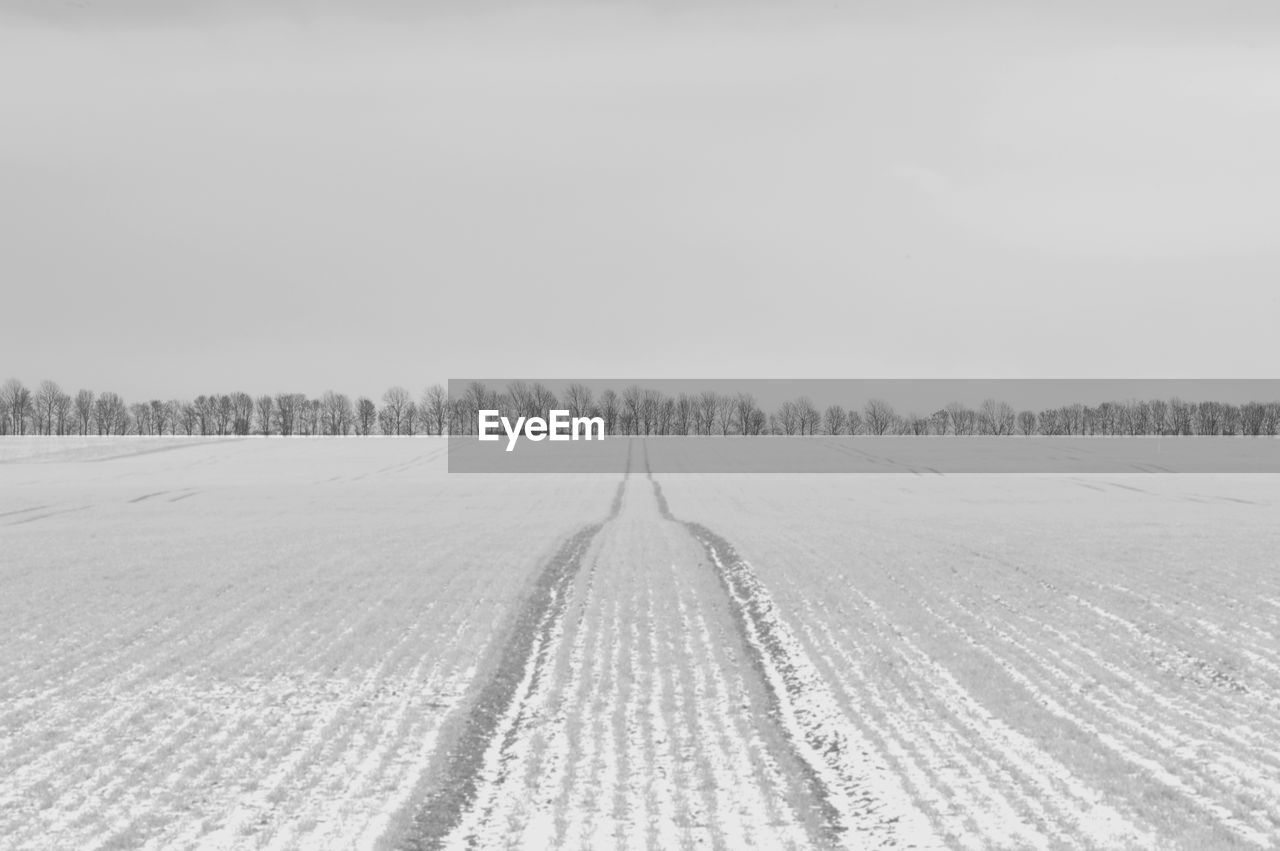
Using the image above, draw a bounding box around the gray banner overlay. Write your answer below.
[446,379,1280,473]
[449,379,1280,412]
[447,436,1280,474]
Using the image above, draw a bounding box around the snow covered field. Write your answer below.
[0,439,616,850]
[659,470,1280,849]
[3,438,1278,849]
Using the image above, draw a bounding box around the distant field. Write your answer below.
[2,438,1278,849]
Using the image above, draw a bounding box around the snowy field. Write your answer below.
[2,438,1279,849]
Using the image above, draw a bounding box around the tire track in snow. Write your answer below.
[403,453,630,850]
[0,504,52,518]
[128,490,173,503]
[3,505,91,526]
[675,563,814,848]
[645,466,939,848]
[683,523,940,849]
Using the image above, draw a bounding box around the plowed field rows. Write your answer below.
[3,438,1277,849]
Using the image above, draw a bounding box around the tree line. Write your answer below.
[3,378,1279,438]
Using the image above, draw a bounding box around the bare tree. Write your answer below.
[229,392,254,435]
[33,380,68,435]
[1240,402,1266,436]
[531,383,559,423]
[74,389,95,435]
[564,382,594,421]
[448,397,469,435]
[695,391,717,436]
[275,393,304,436]
[1149,398,1170,436]
[1017,410,1037,436]
[421,384,449,435]
[31,385,51,435]
[597,389,619,436]
[846,410,863,435]
[291,398,312,435]
[498,380,555,426]
[1194,400,1223,435]
[620,385,643,435]
[1126,400,1153,436]
[3,379,32,435]
[300,397,322,436]
[191,395,212,435]
[824,404,844,435]
[354,397,377,436]
[1093,401,1120,435]
[657,396,676,435]
[1221,404,1242,437]
[673,393,694,436]
[381,386,412,435]
[777,400,799,435]
[633,387,654,434]
[1167,398,1193,435]
[52,389,72,435]
[503,380,533,421]
[1263,403,1280,437]
[864,398,896,435]
[795,397,820,435]
[30,380,69,435]
[1058,403,1085,435]
[711,393,732,436]
[320,391,354,435]
[636,389,657,434]
[93,392,127,435]
[377,405,396,435]
[88,392,109,435]
[150,400,173,435]
[978,398,1016,436]
[401,400,418,435]
[130,402,154,435]
[255,395,274,436]
[945,402,976,436]
[460,381,492,435]
[212,395,232,435]
[735,394,758,436]
[178,401,199,435]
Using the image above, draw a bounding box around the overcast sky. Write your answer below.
[2,1,1279,401]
